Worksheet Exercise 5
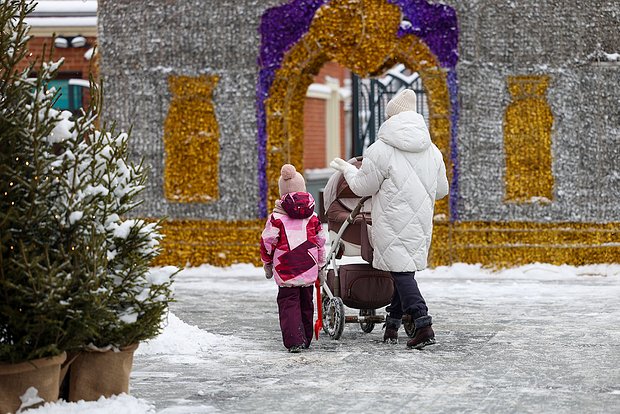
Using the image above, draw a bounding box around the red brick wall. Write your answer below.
[303,61,350,169]
[303,97,327,169]
[16,36,96,108]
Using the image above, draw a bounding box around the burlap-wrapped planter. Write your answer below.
[67,343,139,402]
[0,352,66,414]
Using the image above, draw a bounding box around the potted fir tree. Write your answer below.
[1,0,176,409]
[61,97,176,400]
[0,1,113,412]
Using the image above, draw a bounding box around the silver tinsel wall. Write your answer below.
[98,0,281,221]
[97,0,620,266]
[447,0,620,222]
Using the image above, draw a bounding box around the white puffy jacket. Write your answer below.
[341,111,449,272]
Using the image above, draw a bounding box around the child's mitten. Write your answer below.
[318,268,327,286]
[264,263,273,279]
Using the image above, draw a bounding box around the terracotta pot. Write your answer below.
[67,343,139,402]
[0,352,67,414]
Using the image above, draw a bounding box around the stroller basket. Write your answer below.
[327,265,393,310]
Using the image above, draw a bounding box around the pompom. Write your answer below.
[278,163,306,196]
[280,164,297,180]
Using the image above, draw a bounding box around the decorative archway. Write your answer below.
[154,0,460,268]
[266,35,452,217]
[257,0,459,219]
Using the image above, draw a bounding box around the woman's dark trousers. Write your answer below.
[386,271,431,327]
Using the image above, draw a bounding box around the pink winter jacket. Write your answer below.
[260,192,327,287]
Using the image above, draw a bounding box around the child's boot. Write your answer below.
[288,345,303,353]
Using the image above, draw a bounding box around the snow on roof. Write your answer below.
[30,0,97,17]
[25,16,97,27]
[68,78,90,87]
[25,0,98,34]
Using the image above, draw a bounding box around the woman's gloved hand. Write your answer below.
[329,157,354,173]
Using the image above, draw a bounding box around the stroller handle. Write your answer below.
[347,196,371,224]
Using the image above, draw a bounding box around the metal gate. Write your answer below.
[351,64,427,156]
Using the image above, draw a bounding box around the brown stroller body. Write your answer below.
[320,158,415,340]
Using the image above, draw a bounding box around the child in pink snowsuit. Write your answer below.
[260,164,327,353]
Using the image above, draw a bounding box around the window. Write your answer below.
[48,79,84,113]
[29,71,88,115]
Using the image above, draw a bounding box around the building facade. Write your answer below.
[20,0,98,113]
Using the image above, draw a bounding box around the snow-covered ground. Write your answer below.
[29,263,620,413]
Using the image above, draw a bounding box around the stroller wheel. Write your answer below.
[359,309,375,333]
[321,295,330,335]
[322,297,345,340]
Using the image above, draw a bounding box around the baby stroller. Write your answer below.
[319,157,415,340]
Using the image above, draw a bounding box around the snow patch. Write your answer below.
[603,52,619,61]
[147,266,177,285]
[119,310,138,324]
[84,47,95,61]
[27,393,154,414]
[19,387,44,412]
[68,211,83,225]
[46,110,74,143]
[136,312,243,359]
[112,220,134,239]
[421,262,620,280]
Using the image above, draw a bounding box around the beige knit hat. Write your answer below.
[278,164,306,196]
[385,89,417,118]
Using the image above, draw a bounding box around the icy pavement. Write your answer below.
[127,263,620,414]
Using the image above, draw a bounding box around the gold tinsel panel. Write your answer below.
[431,221,620,267]
[164,75,221,202]
[286,36,323,76]
[503,75,554,203]
[265,70,315,209]
[153,219,265,267]
[312,0,402,77]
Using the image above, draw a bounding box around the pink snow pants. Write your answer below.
[277,285,314,349]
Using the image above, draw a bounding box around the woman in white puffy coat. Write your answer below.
[330,88,448,349]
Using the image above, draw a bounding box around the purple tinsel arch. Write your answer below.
[257,0,459,219]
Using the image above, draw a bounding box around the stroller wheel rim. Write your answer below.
[322,297,345,339]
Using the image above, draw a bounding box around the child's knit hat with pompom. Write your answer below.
[278,164,306,197]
